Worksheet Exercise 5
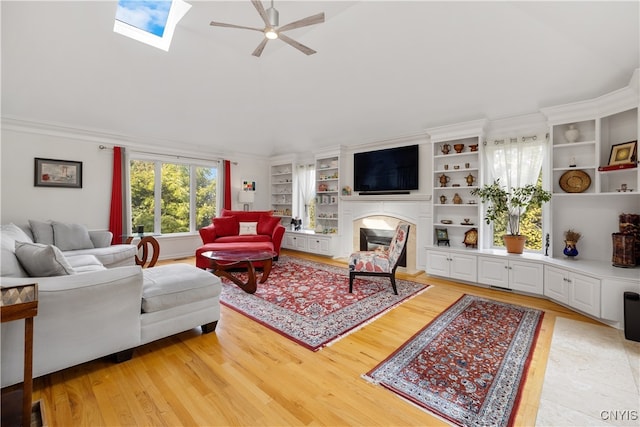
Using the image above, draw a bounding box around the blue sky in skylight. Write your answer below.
[116,0,171,37]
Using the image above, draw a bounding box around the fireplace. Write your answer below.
[359,227,407,267]
[340,193,431,273]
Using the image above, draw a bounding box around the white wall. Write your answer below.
[0,125,270,259]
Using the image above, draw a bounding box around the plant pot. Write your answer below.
[503,235,527,254]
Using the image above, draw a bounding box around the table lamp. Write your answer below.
[238,190,254,211]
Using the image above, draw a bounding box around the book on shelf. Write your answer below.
[597,163,637,172]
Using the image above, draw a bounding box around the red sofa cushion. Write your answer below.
[213,216,239,237]
[214,235,271,244]
[221,209,273,223]
[257,215,281,236]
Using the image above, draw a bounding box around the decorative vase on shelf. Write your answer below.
[564,124,580,143]
[563,240,579,257]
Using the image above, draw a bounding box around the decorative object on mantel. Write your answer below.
[564,124,580,143]
[472,179,552,254]
[563,229,581,257]
[342,186,352,195]
[559,169,591,193]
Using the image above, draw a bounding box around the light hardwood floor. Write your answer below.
[32,250,602,426]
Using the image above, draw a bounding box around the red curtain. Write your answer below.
[109,146,123,244]
[223,160,231,210]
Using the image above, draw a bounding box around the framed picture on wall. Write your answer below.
[34,158,83,188]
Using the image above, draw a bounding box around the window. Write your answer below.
[129,157,218,235]
[114,0,191,51]
[483,133,548,251]
[293,164,316,230]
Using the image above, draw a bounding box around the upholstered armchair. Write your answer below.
[348,223,410,295]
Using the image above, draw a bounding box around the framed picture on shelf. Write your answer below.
[608,141,637,166]
[34,158,82,188]
[436,228,450,246]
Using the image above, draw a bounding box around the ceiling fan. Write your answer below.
[210,0,325,57]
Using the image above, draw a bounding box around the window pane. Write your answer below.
[161,163,190,233]
[196,166,217,229]
[130,160,155,234]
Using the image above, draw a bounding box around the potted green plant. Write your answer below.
[471,179,552,253]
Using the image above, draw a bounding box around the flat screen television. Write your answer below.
[353,144,419,194]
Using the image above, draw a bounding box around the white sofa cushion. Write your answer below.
[52,221,94,251]
[1,223,32,277]
[64,245,137,268]
[142,264,221,313]
[29,219,54,245]
[66,254,107,273]
[15,241,75,277]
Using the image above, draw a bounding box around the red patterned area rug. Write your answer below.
[364,294,544,427]
[219,255,429,351]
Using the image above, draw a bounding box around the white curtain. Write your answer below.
[484,132,547,189]
[295,164,316,229]
[483,132,548,232]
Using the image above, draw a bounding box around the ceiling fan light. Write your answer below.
[265,28,278,39]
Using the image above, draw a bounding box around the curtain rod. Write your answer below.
[98,145,236,164]
[484,133,549,145]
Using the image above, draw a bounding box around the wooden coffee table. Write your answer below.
[201,249,277,294]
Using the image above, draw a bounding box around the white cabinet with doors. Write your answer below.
[477,256,544,295]
[282,230,335,256]
[544,265,601,317]
[426,249,477,282]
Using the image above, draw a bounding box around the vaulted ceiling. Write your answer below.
[2,1,638,158]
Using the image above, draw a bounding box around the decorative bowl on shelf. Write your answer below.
[440,220,453,224]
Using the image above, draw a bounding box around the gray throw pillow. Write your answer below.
[1,223,33,277]
[29,219,54,245]
[14,241,75,277]
[52,221,94,251]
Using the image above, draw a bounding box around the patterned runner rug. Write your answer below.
[364,294,544,427]
[219,255,429,351]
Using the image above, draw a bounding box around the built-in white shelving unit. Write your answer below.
[270,162,293,226]
[315,154,340,235]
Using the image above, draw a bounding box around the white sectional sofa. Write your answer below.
[1,222,221,387]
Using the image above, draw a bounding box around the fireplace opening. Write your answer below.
[359,227,407,267]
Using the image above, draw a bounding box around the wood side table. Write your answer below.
[1,283,39,427]
[124,235,160,268]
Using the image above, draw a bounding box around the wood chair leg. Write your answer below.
[349,273,354,293]
[390,275,398,295]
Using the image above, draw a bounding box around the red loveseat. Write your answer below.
[195,209,286,269]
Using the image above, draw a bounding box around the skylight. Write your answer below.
[114,0,191,51]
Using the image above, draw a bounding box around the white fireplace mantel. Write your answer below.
[339,194,433,272]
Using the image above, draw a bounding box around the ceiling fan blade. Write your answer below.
[278,12,325,32]
[210,21,263,32]
[252,38,269,57]
[278,33,316,55]
[251,0,271,27]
